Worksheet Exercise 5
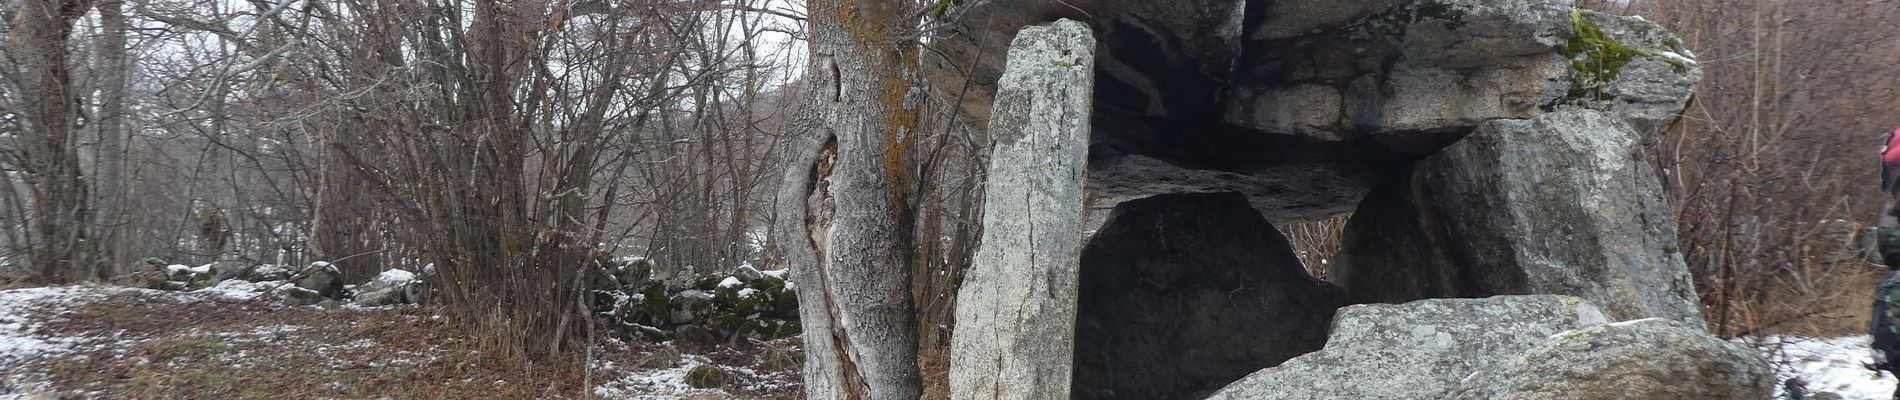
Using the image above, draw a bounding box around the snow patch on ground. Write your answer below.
[0,286,140,399]
[376,269,416,284]
[591,352,791,399]
[0,287,110,369]
[192,279,288,301]
[1764,336,1896,399]
[592,358,716,399]
[0,284,794,398]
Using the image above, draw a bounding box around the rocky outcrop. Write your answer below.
[1446,318,1774,400]
[922,1,1709,398]
[934,0,1698,223]
[949,19,1096,400]
[1206,295,1609,400]
[1074,192,1344,400]
[1330,108,1701,325]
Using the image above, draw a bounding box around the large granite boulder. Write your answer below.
[1073,192,1345,399]
[1330,108,1701,325]
[950,19,1096,400]
[1206,295,1610,400]
[932,0,1697,224]
[1446,318,1774,400]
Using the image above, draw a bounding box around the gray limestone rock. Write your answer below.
[1446,318,1774,400]
[1207,295,1609,400]
[294,261,345,299]
[949,19,1097,400]
[1332,108,1702,326]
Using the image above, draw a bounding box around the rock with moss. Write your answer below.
[635,280,671,326]
[683,364,727,388]
[159,263,219,290]
[670,290,715,325]
[1207,295,1610,400]
[613,257,654,288]
[732,264,765,282]
[586,262,801,345]
[674,325,718,350]
[1556,9,1700,133]
[1446,318,1773,400]
[640,344,684,368]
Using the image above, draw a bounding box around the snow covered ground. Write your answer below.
[1766,336,1898,400]
[0,283,800,399]
[15,281,1893,399]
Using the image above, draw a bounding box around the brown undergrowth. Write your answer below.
[16,288,802,399]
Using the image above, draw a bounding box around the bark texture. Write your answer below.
[776,0,927,397]
[12,0,96,283]
[89,0,127,280]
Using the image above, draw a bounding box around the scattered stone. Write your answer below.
[684,364,727,389]
[282,287,325,306]
[674,325,718,350]
[588,259,800,346]
[351,269,417,307]
[295,262,345,299]
[207,259,253,282]
[733,265,765,282]
[402,279,430,305]
[245,264,291,282]
[640,345,684,369]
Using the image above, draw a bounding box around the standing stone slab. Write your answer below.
[1332,108,1702,326]
[949,19,1095,400]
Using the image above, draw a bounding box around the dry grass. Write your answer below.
[16,289,803,399]
[1284,214,1352,280]
[25,291,587,399]
[1728,262,1889,338]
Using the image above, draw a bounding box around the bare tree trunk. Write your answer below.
[12,0,95,283]
[90,0,128,280]
[310,125,377,280]
[777,0,925,397]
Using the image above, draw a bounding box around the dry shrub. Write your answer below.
[1284,214,1353,280]
[1573,0,1900,338]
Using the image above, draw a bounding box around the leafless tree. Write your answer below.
[5,0,100,283]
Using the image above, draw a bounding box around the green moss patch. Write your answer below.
[1559,9,1688,103]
